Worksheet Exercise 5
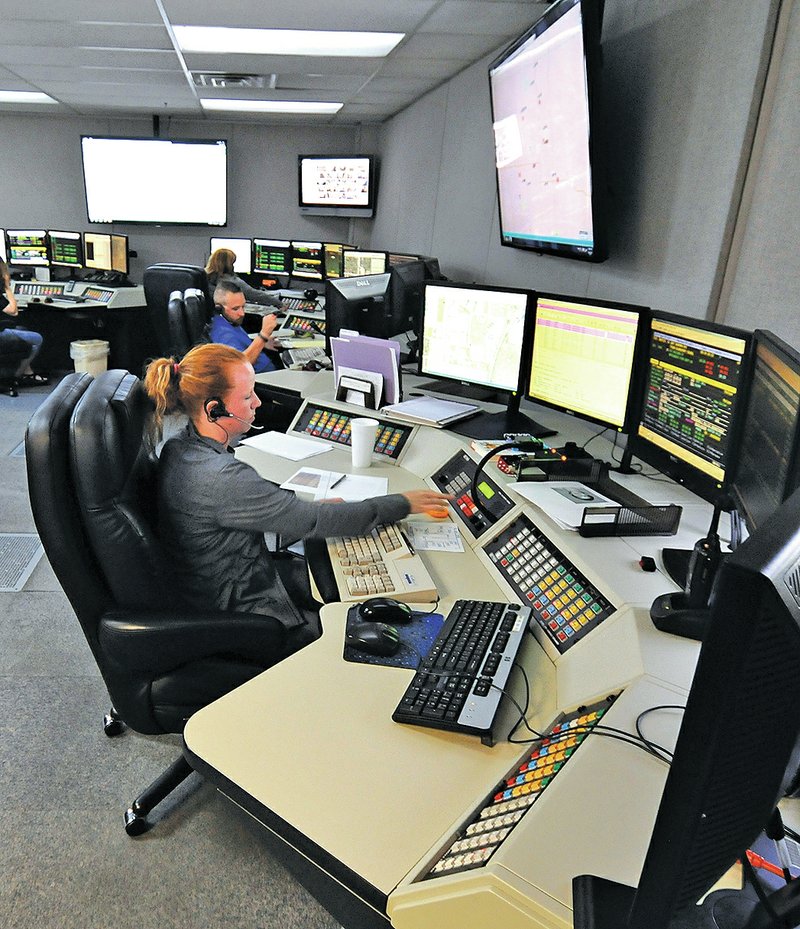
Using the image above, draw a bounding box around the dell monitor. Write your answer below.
[210,237,251,274]
[325,273,393,350]
[526,294,647,433]
[729,330,800,536]
[575,484,800,929]
[389,259,427,341]
[291,241,324,281]
[253,239,291,276]
[418,281,554,438]
[47,230,84,268]
[298,155,376,218]
[488,0,606,262]
[6,230,48,266]
[343,250,387,278]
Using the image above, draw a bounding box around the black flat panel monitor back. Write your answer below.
[730,330,800,535]
[6,229,48,266]
[627,313,751,503]
[389,259,427,338]
[574,485,800,929]
[488,0,606,262]
[253,238,291,276]
[526,293,647,433]
[324,273,393,350]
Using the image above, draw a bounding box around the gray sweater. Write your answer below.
[157,423,410,627]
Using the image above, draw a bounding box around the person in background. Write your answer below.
[0,258,48,386]
[143,342,451,653]
[205,247,286,311]
[209,279,281,374]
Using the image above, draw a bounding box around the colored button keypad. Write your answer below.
[482,514,615,653]
[425,698,615,879]
[293,404,412,460]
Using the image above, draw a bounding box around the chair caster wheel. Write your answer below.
[103,713,125,737]
[124,807,148,837]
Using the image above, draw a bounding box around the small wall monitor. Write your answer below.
[253,239,291,276]
[291,241,324,281]
[84,232,128,274]
[7,230,48,266]
[343,249,387,278]
[210,237,252,274]
[81,136,227,226]
[729,330,800,535]
[298,155,376,217]
[488,0,606,262]
[323,243,346,279]
[47,230,84,267]
[627,313,751,503]
[527,294,647,432]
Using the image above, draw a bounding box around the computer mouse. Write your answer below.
[357,597,414,624]
[345,622,400,657]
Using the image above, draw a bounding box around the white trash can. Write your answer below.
[70,340,110,375]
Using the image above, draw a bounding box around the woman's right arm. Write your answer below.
[2,283,18,317]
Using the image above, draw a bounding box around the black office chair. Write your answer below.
[0,330,31,396]
[143,263,211,357]
[166,289,191,358]
[25,369,288,835]
[182,287,211,346]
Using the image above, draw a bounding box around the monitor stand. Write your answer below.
[450,395,557,440]
[416,379,499,403]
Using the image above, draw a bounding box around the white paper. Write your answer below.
[314,473,388,502]
[405,522,464,552]
[241,431,331,461]
[280,467,345,496]
[337,364,383,408]
[508,481,617,530]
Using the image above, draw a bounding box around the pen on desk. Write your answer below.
[329,474,346,489]
[745,850,786,878]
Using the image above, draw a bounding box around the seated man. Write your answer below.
[209,279,281,374]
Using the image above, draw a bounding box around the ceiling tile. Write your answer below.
[418,1,539,36]
[390,33,498,60]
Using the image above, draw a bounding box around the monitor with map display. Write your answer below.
[488,0,606,262]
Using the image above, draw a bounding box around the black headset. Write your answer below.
[205,396,229,421]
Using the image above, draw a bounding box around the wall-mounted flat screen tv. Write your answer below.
[488,0,606,262]
[81,136,228,226]
[298,155,376,218]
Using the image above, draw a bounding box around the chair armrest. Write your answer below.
[99,609,287,673]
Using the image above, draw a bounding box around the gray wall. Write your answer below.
[0,115,378,280]
[370,0,783,323]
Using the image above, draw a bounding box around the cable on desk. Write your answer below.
[634,704,683,763]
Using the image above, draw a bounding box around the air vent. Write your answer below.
[785,561,800,607]
[192,72,266,89]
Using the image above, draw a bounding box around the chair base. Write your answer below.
[103,707,126,737]
[124,754,194,837]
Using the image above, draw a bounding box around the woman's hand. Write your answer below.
[401,489,454,516]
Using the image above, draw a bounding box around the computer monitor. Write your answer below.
[418,281,554,438]
[291,241,324,281]
[209,237,252,274]
[389,259,427,342]
[729,330,800,536]
[325,273,393,350]
[387,252,419,267]
[252,239,291,276]
[298,154,376,218]
[84,232,128,274]
[526,294,647,433]
[323,243,347,279]
[47,230,84,268]
[343,249,387,277]
[627,312,751,503]
[574,485,800,929]
[6,230,48,266]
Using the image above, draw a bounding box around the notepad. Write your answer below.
[241,431,331,461]
[381,396,479,427]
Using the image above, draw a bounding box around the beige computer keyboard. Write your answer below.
[328,523,438,603]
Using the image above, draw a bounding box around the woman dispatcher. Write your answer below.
[205,247,286,311]
[144,343,451,653]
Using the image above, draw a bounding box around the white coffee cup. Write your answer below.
[350,417,379,469]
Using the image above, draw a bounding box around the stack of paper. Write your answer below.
[381,396,478,427]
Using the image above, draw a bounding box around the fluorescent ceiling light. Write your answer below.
[0,90,57,104]
[175,26,404,58]
[200,99,342,115]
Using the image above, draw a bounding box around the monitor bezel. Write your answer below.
[417,280,534,398]
[6,229,49,267]
[80,135,228,227]
[297,154,377,218]
[209,237,253,275]
[488,0,607,263]
[252,238,292,276]
[525,292,650,434]
[324,273,393,351]
[46,230,85,268]
[627,311,753,504]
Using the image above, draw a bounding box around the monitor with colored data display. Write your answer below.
[210,237,251,274]
[342,249,387,278]
[7,229,48,266]
[298,155,376,217]
[253,239,291,276]
[488,0,606,262]
[527,294,647,432]
[291,241,324,281]
[387,252,419,267]
[627,313,751,502]
[729,330,800,534]
[84,232,129,274]
[47,230,84,267]
[323,243,348,279]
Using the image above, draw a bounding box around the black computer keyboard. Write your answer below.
[392,599,531,745]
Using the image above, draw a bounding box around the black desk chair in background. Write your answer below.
[25,370,288,835]
[143,263,211,358]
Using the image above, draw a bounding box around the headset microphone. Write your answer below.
[205,397,264,431]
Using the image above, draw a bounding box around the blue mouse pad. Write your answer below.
[343,609,445,669]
